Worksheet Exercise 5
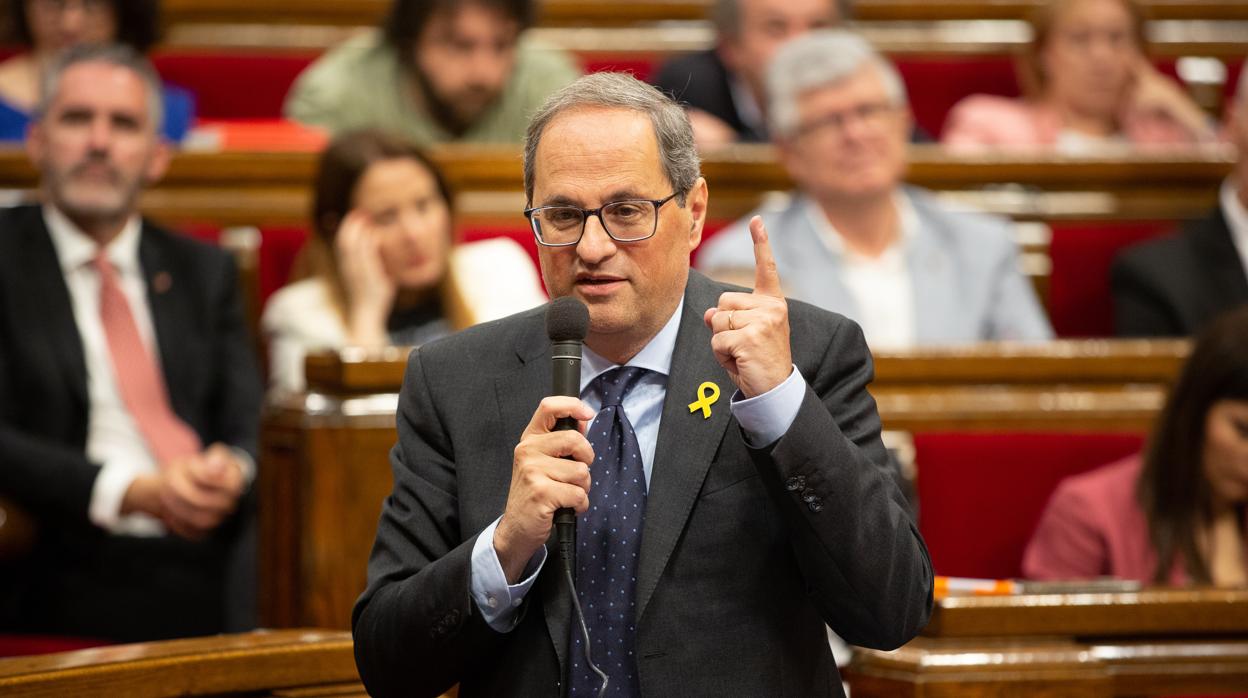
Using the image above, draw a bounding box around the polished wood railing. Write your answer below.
[0,629,360,697]
[849,589,1248,697]
[0,145,1232,228]
[158,0,1248,26]
[257,340,1187,629]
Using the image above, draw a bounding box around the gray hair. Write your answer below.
[766,29,908,139]
[35,44,165,134]
[711,0,853,39]
[523,72,701,206]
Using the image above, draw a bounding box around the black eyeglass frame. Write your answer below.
[523,192,681,247]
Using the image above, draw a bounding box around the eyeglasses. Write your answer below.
[796,101,898,138]
[524,192,680,247]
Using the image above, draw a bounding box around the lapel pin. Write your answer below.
[687,381,720,419]
[152,272,172,294]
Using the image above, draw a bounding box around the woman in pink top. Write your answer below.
[943,0,1216,153]
[1024,307,1248,585]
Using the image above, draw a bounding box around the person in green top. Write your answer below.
[285,0,581,145]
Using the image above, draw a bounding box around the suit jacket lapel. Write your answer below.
[636,271,733,622]
[495,318,577,677]
[906,199,957,344]
[21,211,88,409]
[138,225,191,408]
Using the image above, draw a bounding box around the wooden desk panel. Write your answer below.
[849,591,1248,698]
[159,0,1248,26]
[0,630,359,697]
[261,342,1187,628]
[0,145,1230,228]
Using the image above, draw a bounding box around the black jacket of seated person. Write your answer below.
[0,204,262,642]
[1112,207,1248,337]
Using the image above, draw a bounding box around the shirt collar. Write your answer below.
[1220,178,1248,275]
[43,204,143,277]
[804,189,916,258]
[581,300,683,392]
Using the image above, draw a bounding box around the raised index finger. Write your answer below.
[749,216,783,297]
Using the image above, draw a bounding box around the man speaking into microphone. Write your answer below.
[352,72,932,697]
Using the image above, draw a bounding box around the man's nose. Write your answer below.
[87,117,113,151]
[575,214,618,265]
[465,46,509,87]
[58,4,89,36]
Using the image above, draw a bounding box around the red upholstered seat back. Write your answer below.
[1048,221,1176,337]
[151,52,317,120]
[895,56,1021,139]
[0,635,109,658]
[915,432,1146,579]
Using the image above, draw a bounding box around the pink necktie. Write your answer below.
[93,250,202,466]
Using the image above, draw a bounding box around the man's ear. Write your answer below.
[143,138,172,185]
[685,176,709,250]
[24,121,45,167]
[716,39,742,75]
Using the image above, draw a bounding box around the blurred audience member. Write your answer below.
[284,0,578,145]
[697,31,1052,348]
[943,0,1215,153]
[262,130,544,394]
[0,0,194,141]
[1112,67,1248,336]
[652,0,843,150]
[0,45,261,641]
[1025,307,1248,585]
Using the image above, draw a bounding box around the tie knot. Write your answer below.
[92,249,114,276]
[593,366,650,408]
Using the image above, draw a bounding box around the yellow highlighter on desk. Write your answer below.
[933,576,1019,600]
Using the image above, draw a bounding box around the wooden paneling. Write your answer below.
[158,0,1248,27]
[260,341,1187,628]
[0,145,1232,228]
[848,591,1248,698]
[924,588,1248,637]
[0,630,360,697]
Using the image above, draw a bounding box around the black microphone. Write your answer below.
[546,296,590,572]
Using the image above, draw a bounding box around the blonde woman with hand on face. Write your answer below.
[261,129,545,394]
[943,0,1216,154]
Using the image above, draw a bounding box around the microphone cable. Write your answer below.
[562,560,610,698]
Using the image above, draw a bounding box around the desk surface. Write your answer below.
[0,629,359,697]
[159,0,1248,25]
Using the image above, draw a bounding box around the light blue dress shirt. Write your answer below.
[469,300,807,630]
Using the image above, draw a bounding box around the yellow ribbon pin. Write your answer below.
[688,382,721,419]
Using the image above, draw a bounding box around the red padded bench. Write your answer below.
[915,432,1146,580]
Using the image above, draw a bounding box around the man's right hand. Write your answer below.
[120,448,246,540]
[494,396,596,583]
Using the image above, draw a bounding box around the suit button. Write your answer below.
[785,475,806,491]
[801,490,818,504]
[808,500,824,513]
[447,609,461,625]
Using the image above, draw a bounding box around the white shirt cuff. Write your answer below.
[470,517,547,632]
[730,365,805,448]
[230,446,256,485]
[87,457,163,536]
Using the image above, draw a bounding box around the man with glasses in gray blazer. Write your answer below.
[699,31,1052,349]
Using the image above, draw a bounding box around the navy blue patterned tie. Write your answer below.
[569,366,650,697]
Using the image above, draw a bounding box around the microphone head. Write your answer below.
[546,296,590,342]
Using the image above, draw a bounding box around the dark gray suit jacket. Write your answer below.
[0,204,262,641]
[1111,206,1248,337]
[352,270,932,697]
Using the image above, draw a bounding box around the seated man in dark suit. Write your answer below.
[0,45,262,642]
[652,0,844,149]
[1111,66,1248,337]
[352,71,931,697]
